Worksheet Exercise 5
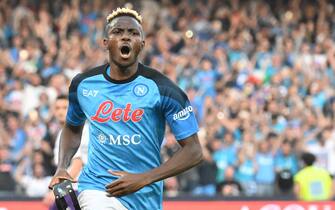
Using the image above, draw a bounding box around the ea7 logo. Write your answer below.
[83,89,99,97]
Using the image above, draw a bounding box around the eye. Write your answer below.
[131,31,140,36]
[112,29,121,34]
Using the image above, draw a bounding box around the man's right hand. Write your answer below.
[48,169,75,190]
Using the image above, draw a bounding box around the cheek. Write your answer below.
[106,39,117,50]
[134,41,143,53]
[109,42,117,50]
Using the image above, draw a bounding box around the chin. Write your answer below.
[114,58,137,68]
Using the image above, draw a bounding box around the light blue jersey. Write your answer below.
[66,63,199,210]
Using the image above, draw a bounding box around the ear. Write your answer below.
[141,40,145,50]
[103,38,108,50]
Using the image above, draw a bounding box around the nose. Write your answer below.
[121,33,130,41]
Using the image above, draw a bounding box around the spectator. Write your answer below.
[294,152,333,201]
[255,139,275,196]
[213,132,237,183]
[6,112,27,163]
[24,109,47,150]
[234,147,256,196]
[1,0,335,198]
[216,166,242,197]
[275,139,299,175]
[14,158,51,197]
[192,146,217,196]
[164,177,179,197]
[0,145,16,192]
[276,169,294,196]
[194,58,219,98]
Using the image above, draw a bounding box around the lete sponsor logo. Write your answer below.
[173,106,193,121]
[91,100,144,123]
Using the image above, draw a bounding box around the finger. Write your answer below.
[106,189,127,197]
[108,170,126,177]
[48,183,56,190]
[105,179,122,189]
[105,184,125,195]
[55,176,73,181]
[58,175,76,182]
[48,179,61,190]
[48,176,75,189]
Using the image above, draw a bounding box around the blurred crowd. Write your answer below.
[0,0,335,199]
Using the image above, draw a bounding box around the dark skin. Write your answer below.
[48,16,203,197]
[103,16,145,80]
[48,123,83,187]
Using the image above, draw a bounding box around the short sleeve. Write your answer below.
[160,86,199,140]
[66,74,86,126]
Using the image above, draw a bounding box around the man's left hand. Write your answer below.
[105,170,151,197]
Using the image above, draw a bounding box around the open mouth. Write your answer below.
[120,45,131,59]
[121,46,130,55]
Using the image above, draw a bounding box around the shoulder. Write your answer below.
[138,63,188,104]
[70,64,107,92]
[140,64,179,89]
[138,63,171,85]
[294,169,305,181]
[319,167,331,177]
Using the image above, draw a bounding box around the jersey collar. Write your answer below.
[103,63,143,84]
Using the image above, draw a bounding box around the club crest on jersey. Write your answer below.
[91,100,144,123]
[133,84,148,97]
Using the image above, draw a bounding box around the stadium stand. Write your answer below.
[0,0,335,202]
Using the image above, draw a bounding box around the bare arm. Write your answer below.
[14,158,29,184]
[106,134,203,196]
[48,123,83,189]
[294,183,301,200]
[68,157,84,178]
[57,123,83,170]
[146,134,203,183]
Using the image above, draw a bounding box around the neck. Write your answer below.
[60,121,65,127]
[109,60,139,81]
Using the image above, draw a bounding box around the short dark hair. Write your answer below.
[104,7,142,38]
[267,132,278,140]
[56,94,68,101]
[301,152,316,166]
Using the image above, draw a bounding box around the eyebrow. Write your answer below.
[111,26,140,30]
[108,27,141,35]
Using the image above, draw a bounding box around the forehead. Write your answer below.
[55,99,68,105]
[109,16,142,29]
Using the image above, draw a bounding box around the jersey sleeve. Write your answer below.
[160,86,199,140]
[66,74,86,126]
